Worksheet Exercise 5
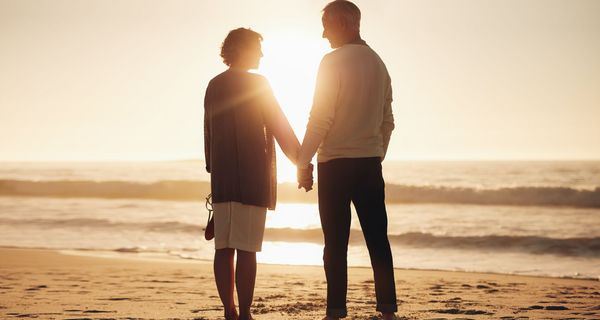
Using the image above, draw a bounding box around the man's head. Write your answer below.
[321,0,361,49]
[220,28,263,70]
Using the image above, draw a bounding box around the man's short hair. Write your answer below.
[322,0,361,31]
[220,28,263,66]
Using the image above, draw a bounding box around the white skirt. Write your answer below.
[213,201,267,252]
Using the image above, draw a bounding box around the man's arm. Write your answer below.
[381,73,394,161]
[297,55,339,168]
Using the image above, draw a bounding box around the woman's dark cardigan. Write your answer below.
[204,70,298,210]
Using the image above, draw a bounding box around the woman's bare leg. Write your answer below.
[236,249,257,320]
[214,248,238,319]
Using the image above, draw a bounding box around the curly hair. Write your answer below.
[220,28,263,66]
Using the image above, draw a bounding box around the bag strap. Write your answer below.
[205,193,213,224]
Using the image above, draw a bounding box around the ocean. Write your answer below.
[0,160,599,280]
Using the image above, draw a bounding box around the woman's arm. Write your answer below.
[203,85,212,173]
[259,79,300,164]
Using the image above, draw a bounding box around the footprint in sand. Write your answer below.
[25,285,48,291]
[102,297,132,301]
[430,308,493,315]
[527,305,544,310]
[6,313,26,318]
[544,305,569,310]
[82,309,116,314]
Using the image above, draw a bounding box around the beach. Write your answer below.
[2,0,600,317]
[1,248,598,320]
[1,161,599,319]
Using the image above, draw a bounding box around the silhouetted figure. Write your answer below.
[297,1,397,319]
[204,28,306,320]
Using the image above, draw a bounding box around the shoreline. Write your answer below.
[1,247,599,319]
[2,245,598,282]
[54,248,600,282]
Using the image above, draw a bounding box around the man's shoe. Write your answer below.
[225,309,239,320]
[382,312,398,320]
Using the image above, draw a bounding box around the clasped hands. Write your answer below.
[297,163,314,192]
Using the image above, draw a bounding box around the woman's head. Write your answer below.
[220,28,263,70]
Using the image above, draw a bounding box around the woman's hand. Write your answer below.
[297,163,314,192]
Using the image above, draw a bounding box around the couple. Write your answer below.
[204,1,396,319]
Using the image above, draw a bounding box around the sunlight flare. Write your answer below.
[258,31,330,182]
[265,203,321,229]
[258,242,324,266]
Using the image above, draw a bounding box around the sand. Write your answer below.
[0,248,598,320]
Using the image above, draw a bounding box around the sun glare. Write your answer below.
[258,242,324,266]
[265,203,321,229]
[258,32,330,182]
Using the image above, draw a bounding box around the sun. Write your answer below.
[257,32,330,182]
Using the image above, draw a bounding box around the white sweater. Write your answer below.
[297,43,394,167]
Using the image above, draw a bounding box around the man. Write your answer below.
[297,1,397,319]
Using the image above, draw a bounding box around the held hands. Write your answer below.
[297,163,314,192]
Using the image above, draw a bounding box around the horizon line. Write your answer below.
[1,158,600,163]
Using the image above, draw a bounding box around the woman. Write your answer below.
[204,28,302,320]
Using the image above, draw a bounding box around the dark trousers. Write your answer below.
[318,157,397,318]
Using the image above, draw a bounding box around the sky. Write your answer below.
[1,0,599,162]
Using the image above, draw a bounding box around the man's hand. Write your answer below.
[297,163,314,192]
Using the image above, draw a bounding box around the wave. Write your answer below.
[1,179,600,208]
[0,179,212,201]
[386,232,600,257]
[2,217,598,257]
[0,217,202,234]
[385,184,600,208]
[267,229,600,257]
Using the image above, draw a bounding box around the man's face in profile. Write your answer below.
[322,15,343,49]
